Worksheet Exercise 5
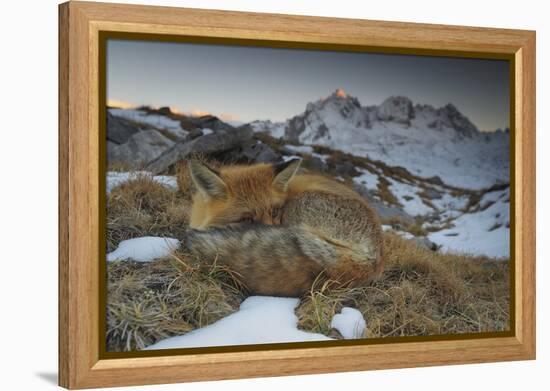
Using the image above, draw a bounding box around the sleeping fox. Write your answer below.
[181,158,383,296]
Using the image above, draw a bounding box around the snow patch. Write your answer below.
[109,108,188,139]
[144,296,331,350]
[285,145,314,154]
[431,192,469,215]
[387,178,433,216]
[107,237,180,262]
[355,169,379,191]
[283,155,301,162]
[428,188,510,258]
[331,307,366,339]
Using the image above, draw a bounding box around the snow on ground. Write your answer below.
[428,188,510,258]
[387,178,433,216]
[285,145,314,154]
[109,108,188,139]
[201,128,214,135]
[283,155,301,162]
[282,145,330,163]
[430,192,470,217]
[354,168,379,191]
[268,123,286,138]
[331,307,366,339]
[344,123,509,190]
[144,296,332,350]
[312,152,330,162]
[107,237,180,262]
[314,116,509,190]
[394,231,415,240]
[106,171,178,194]
[249,120,286,138]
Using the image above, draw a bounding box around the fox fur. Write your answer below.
[183,158,383,296]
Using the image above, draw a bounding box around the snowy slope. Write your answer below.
[109,108,188,139]
[428,188,510,258]
[325,120,508,190]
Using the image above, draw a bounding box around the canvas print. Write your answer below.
[105,39,511,352]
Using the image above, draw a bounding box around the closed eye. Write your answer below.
[237,214,255,224]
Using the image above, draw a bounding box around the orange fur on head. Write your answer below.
[189,160,301,229]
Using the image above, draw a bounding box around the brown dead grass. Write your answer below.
[107,253,246,352]
[107,161,138,172]
[106,174,190,252]
[382,216,428,237]
[297,232,509,338]
[376,176,401,206]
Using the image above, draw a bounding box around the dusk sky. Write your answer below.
[107,39,510,131]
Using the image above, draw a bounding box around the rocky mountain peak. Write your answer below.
[286,89,367,143]
[427,103,479,137]
[284,90,483,142]
[376,96,415,125]
[333,88,349,98]
[306,89,362,114]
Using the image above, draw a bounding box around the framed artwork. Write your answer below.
[59,1,536,389]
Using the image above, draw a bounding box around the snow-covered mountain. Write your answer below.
[251,89,509,190]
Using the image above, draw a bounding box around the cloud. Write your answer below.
[184,108,240,122]
[187,109,211,117]
[107,99,137,109]
[219,113,240,122]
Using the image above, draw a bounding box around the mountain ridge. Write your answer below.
[251,89,500,142]
[250,89,509,190]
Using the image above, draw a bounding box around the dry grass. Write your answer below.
[297,232,509,338]
[376,176,401,206]
[106,174,190,252]
[107,253,246,352]
[107,161,138,172]
[382,216,428,237]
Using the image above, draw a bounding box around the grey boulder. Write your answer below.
[107,130,175,167]
[145,126,254,174]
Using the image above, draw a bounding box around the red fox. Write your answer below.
[182,158,383,296]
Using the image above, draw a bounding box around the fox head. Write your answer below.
[188,159,302,230]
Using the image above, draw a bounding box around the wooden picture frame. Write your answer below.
[59,1,536,389]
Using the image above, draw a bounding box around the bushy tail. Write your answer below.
[183,224,380,296]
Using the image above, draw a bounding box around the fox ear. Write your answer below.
[189,160,228,199]
[272,158,301,191]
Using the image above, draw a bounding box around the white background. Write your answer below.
[0,0,546,389]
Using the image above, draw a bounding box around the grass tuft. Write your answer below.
[106,174,190,252]
[297,232,509,338]
[107,253,246,352]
